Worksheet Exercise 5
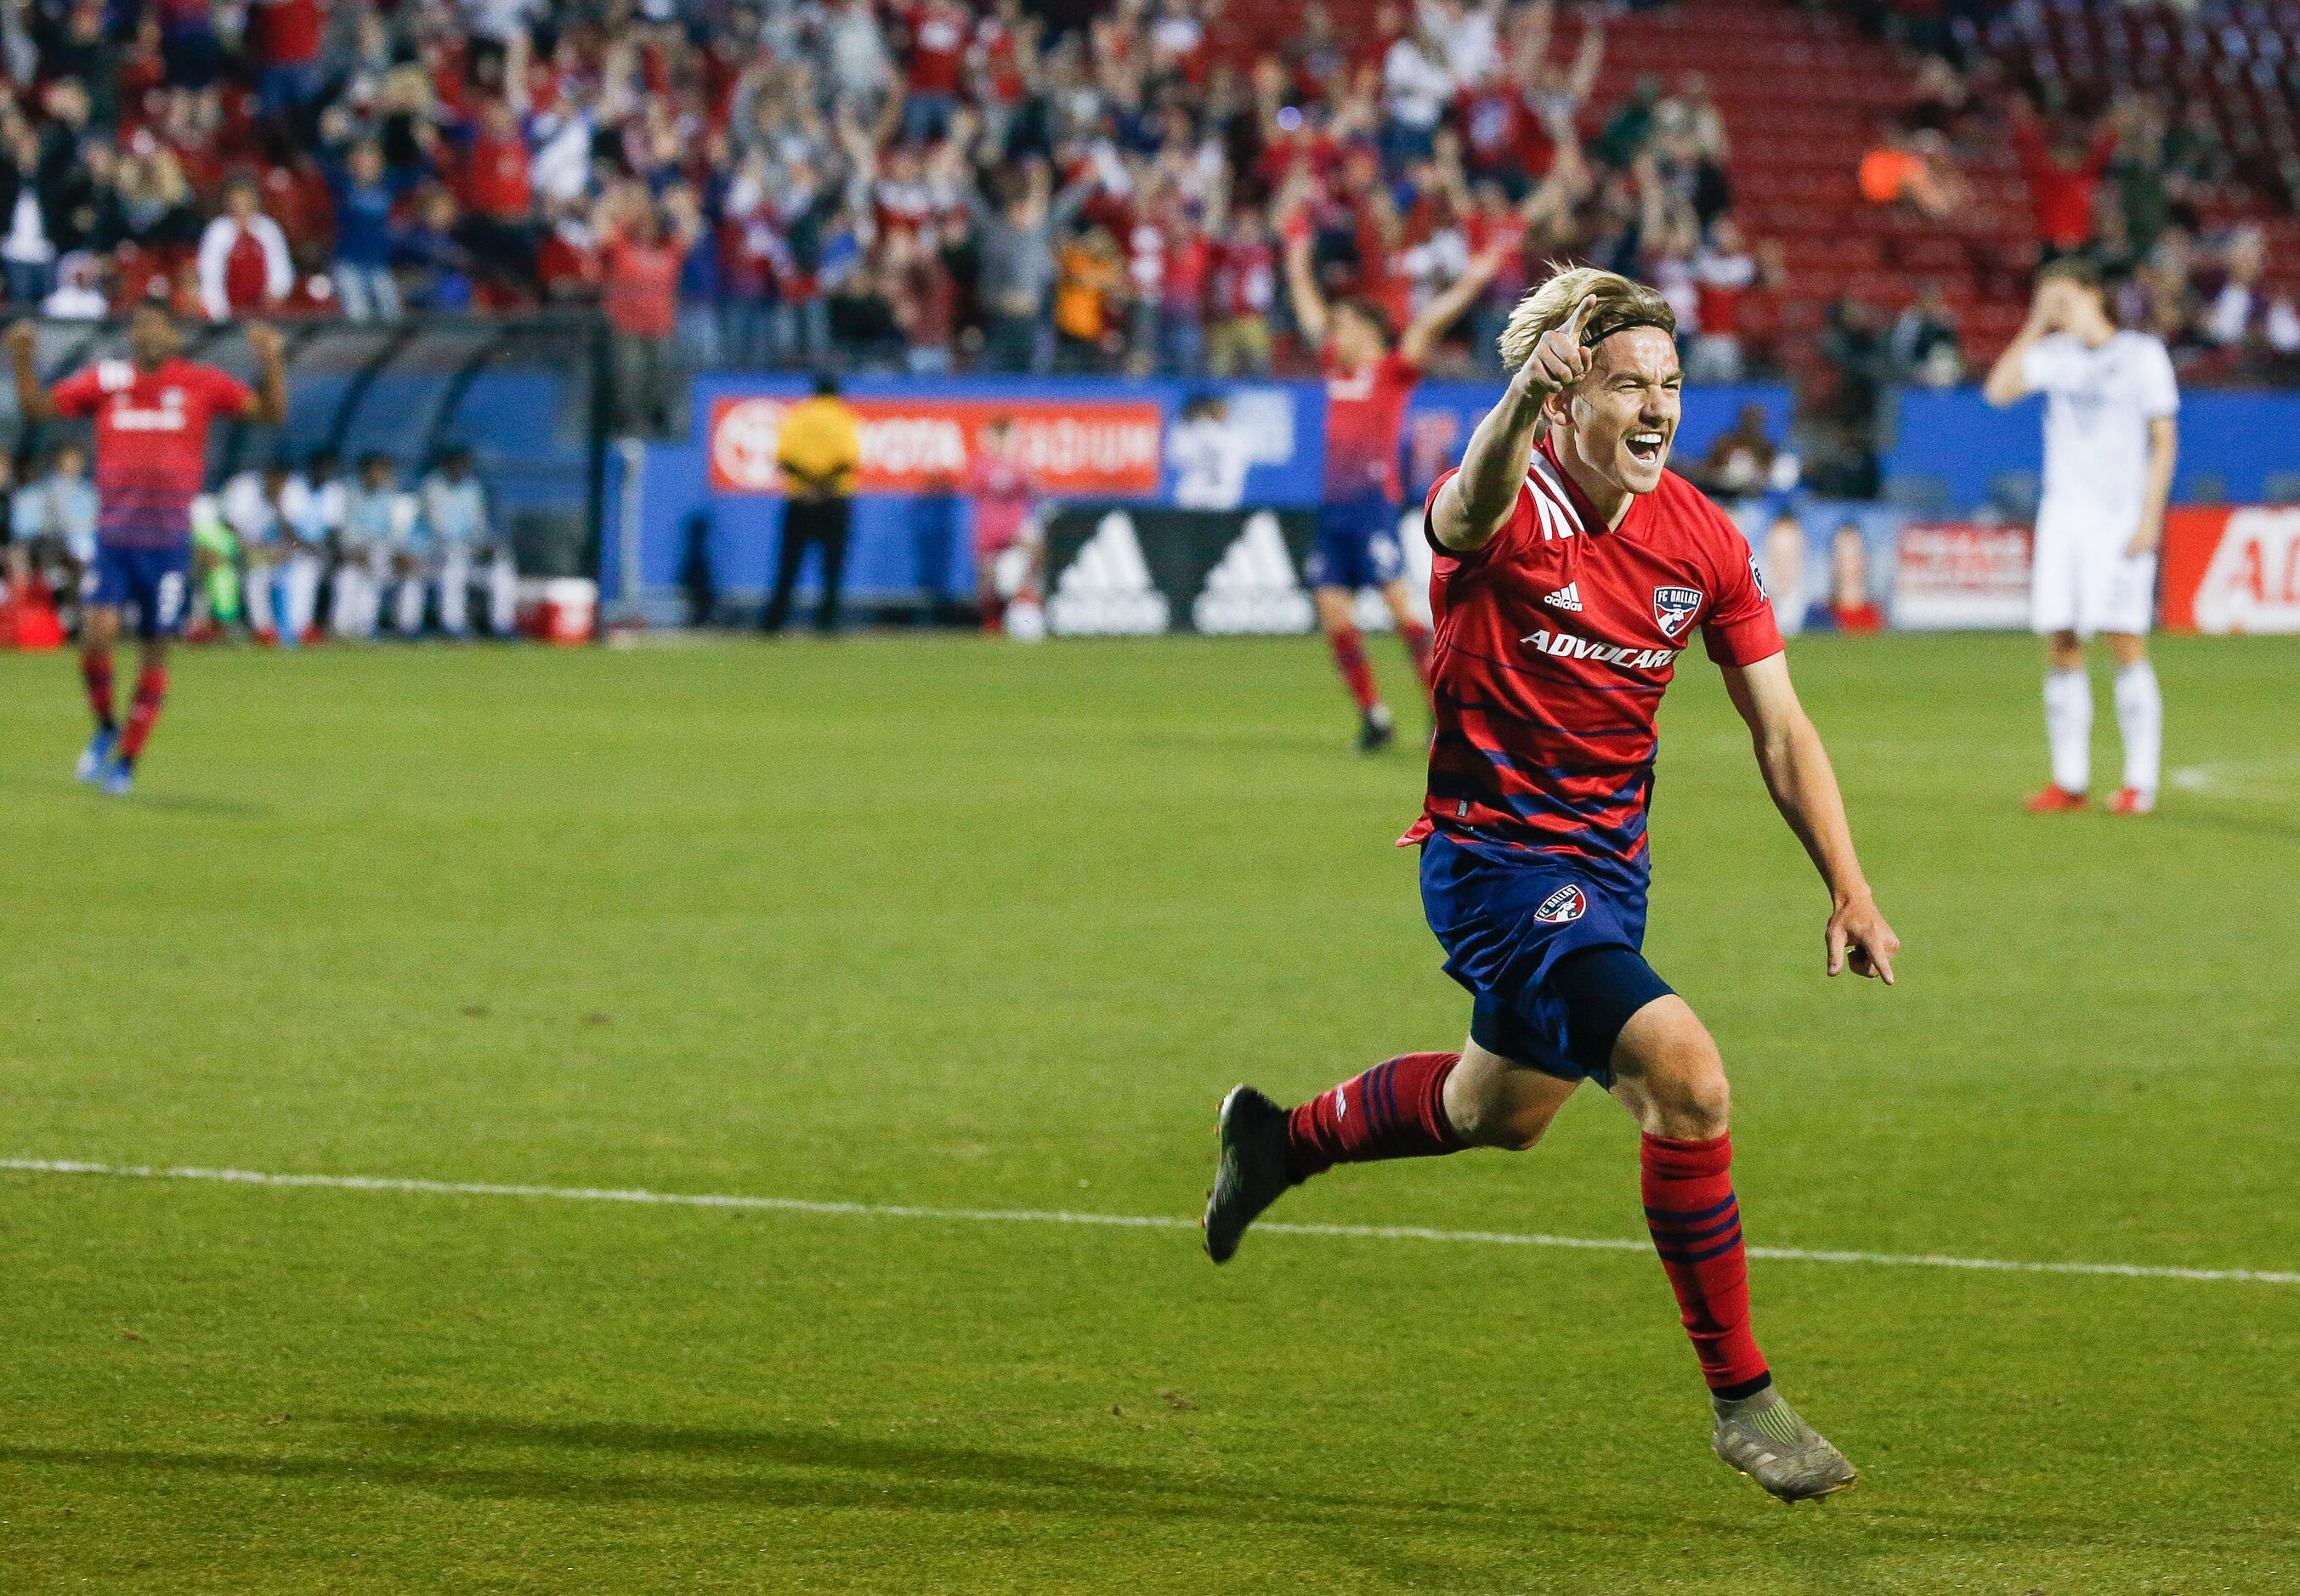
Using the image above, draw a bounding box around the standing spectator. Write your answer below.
[0,122,58,305]
[41,252,108,320]
[326,139,400,322]
[598,188,698,436]
[2011,101,2114,258]
[1687,216,1761,382]
[1380,19,1454,174]
[1205,206,1276,376]
[763,373,862,637]
[969,160,1080,375]
[1891,281,1966,387]
[196,177,293,322]
[420,447,515,640]
[247,0,326,127]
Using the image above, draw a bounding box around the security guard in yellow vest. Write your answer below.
[765,374,863,633]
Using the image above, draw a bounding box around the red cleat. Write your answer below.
[2106,786,2156,816]
[2023,784,2089,813]
[252,626,280,648]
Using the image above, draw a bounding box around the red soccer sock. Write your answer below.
[1641,1131,1770,1395]
[1400,620,1435,701]
[1286,1051,1464,1180]
[118,665,168,761]
[82,650,117,733]
[1327,625,1380,713]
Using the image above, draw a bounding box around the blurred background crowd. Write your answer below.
[0,0,2294,427]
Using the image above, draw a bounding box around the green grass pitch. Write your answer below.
[2,631,2297,1594]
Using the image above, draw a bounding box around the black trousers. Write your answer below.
[762,496,852,634]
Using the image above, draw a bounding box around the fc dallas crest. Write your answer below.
[1652,585,1702,636]
[1533,884,1587,923]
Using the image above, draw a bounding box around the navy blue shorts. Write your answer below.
[1419,830,1673,1089]
[89,543,193,640]
[1305,494,1404,591]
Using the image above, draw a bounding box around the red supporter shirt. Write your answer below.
[1323,348,1419,502]
[1402,436,1782,881]
[52,358,255,551]
[465,127,534,219]
[906,0,968,95]
[247,0,321,65]
[603,240,681,337]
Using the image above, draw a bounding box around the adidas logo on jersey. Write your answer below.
[1543,582,1583,611]
[1192,511,1313,634]
[1046,511,1172,636]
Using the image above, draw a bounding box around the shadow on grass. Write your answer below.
[0,1413,1508,1533]
[0,772,275,819]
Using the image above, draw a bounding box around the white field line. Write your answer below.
[4,1157,2296,1288]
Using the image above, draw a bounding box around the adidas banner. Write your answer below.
[1042,507,1322,637]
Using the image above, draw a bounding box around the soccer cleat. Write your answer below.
[2022,784,2088,813]
[76,728,116,784]
[1712,1388,1858,1503]
[99,756,134,797]
[2106,786,2156,816]
[1202,1085,1297,1264]
[1357,703,1396,755]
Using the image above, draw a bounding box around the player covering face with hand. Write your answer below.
[1983,258,2178,816]
[1202,268,1901,1503]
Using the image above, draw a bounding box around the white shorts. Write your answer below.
[2031,503,2156,637]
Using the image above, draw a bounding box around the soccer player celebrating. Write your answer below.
[8,303,287,794]
[1983,260,2178,816]
[1203,269,1901,1503]
[1285,229,1505,751]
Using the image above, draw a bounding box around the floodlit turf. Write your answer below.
[2,630,2297,1594]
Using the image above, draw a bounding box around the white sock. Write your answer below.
[2115,659,2162,797]
[2044,667,2093,795]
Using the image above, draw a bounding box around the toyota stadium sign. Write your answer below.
[707,395,1164,496]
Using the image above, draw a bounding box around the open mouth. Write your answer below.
[1625,430,1667,467]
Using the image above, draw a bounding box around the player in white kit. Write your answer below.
[1984,259,2178,816]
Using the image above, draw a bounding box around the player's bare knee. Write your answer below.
[1444,1044,1569,1152]
[1611,998,1731,1138]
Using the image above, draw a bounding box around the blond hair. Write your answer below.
[1497,264,1676,372]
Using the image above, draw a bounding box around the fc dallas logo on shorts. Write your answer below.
[1652,586,1703,637]
[1534,884,1587,923]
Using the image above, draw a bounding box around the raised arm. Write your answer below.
[1398,241,1507,367]
[1283,230,1328,348]
[2128,413,2178,557]
[1719,653,1899,983]
[1427,291,1596,553]
[244,322,289,426]
[5,320,55,423]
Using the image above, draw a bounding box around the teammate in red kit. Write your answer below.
[970,416,1044,637]
[1284,226,1505,751]
[1203,268,1901,1503]
[8,303,288,795]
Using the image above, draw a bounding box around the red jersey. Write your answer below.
[1403,437,1782,883]
[905,0,968,95]
[51,358,253,551]
[1322,349,1419,503]
[970,455,1037,552]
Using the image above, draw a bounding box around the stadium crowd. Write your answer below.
[0,0,1770,393]
[0,0,2288,404]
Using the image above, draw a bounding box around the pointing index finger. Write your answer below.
[1565,292,1600,342]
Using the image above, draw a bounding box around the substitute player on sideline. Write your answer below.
[8,303,287,794]
[1284,228,1504,751]
[1983,259,2178,816]
[1203,269,1901,1503]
